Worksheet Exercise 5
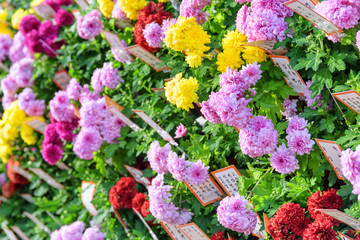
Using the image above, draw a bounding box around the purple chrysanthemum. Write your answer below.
[286,130,315,156]
[143,23,165,48]
[304,81,322,109]
[73,127,103,160]
[162,18,177,32]
[82,227,106,240]
[356,30,360,50]
[0,34,12,62]
[270,143,299,174]
[286,115,308,134]
[66,78,82,101]
[59,221,85,240]
[147,141,171,174]
[9,57,34,88]
[77,10,103,40]
[341,146,360,196]
[167,151,188,182]
[91,62,123,94]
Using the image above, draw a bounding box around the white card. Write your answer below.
[74,0,89,10]
[133,110,175,143]
[124,165,150,186]
[32,4,55,19]
[184,177,224,206]
[178,223,210,240]
[240,40,287,55]
[248,203,266,239]
[161,222,190,240]
[133,208,159,240]
[270,55,306,95]
[126,45,168,72]
[53,70,71,90]
[81,181,98,216]
[23,212,51,234]
[317,209,360,231]
[1,227,18,240]
[114,18,132,29]
[195,117,207,127]
[29,168,65,190]
[11,226,31,240]
[25,118,47,134]
[315,139,345,180]
[20,193,35,203]
[332,90,360,114]
[11,166,32,180]
[211,165,241,197]
[102,31,133,63]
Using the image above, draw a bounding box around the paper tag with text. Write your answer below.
[102,31,133,63]
[33,3,56,19]
[211,165,241,197]
[184,177,224,206]
[23,212,51,234]
[248,203,266,239]
[11,226,30,240]
[206,48,221,60]
[317,209,360,231]
[81,181,98,216]
[25,118,48,134]
[195,117,207,127]
[332,90,360,114]
[74,0,89,10]
[126,45,169,72]
[133,208,159,240]
[161,222,190,240]
[11,166,32,180]
[124,165,150,186]
[240,40,288,55]
[29,168,65,190]
[56,161,70,171]
[114,18,132,29]
[315,139,345,180]
[298,0,317,8]
[52,70,71,90]
[178,223,210,240]
[104,96,141,132]
[2,227,18,240]
[20,193,35,203]
[338,232,353,240]
[284,0,342,35]
[269,55,306,95]
[133,110,175,143]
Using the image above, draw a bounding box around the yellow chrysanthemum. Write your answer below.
[164,16,210,68]
[0,143,12,162]
[30,0,45,7]
[20,123,36,145]
[98,0,115,18]
[11,9,29,29]
[242,46,268,64]
[158,0,170,2]
[119,0,148,20]
[216,49,244,72]
[0,10,14,37]
[165,73,199,111]
[222,30,247,51]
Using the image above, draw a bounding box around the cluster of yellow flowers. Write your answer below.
[118,0,147,20]
[0,10,14,37]
[11,9,29,29]
[98,0,115,18]
[216,30,268,72]
[165,73,199,111]
[164,16,210,68]
[0,101,38,162]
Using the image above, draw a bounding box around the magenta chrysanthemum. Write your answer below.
[147,141,171,174]
[239,116,278,157]
[77,10,103,40]
[270,143,299,174]
[286,130,315,156]
[217,193,257,235]
[42,143,64,165]
[174,123,187,139]
[143,22,165,48]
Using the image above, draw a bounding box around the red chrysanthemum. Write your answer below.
[268,203,310,239]
[109,177,137,209]
[141,200,150,218]
[307,188,343,226]
[7,159,29,185]
[134,2,172,52]
[302,217,337,240]
[132,192,146,213]
[355,236,360,240]
[2,182,17,198]
[211,231,225,240]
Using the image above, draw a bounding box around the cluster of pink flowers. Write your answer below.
[239,116,278,158]
[148,174,193,225]
[314,0,360,42]
[236,0,293,42]
[19,3,74,58]
[179,0,211,24]
[201,63,262,129]
[341,145,360,199]
[42,117,79,165]
[91,62,123,94]
[147,141,209,184]
[50,221,106,240]
[77,10,103,40]
[18,88,46,117]
[0,34,12,62]
[9,32,33,63]
[304,81,322,109]
[281,98,298,120]
[270,116,314,174]
[217,193,257,235]
[50,91,78,122]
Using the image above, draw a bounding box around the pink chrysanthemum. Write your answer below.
[286,115,308,134]
[147,141,171,174]
[186,160,209,185]
[270,143,299,174]
[286,130,315,156]
[174,123,187,139]
[167,151,188,182]
[143,22,165,48]
[281,99,298,119]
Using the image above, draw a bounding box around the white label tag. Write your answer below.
[126,45,168,72]
[161,222,190,240]
[178,223,210,240]
[133,208,159,240]
[240,40,287,55]
[25,118,47,134]
[124,165,150,186]
[11,226,31,240]
[29,168,65,190]
[32,4,56,19]
[11,166,32,180]
[23,212,51,234]
[102,31,133,63]
[20,193,35,203]
[315,139,345,180]
[332,90,360,114]
[2,227,18,240]
[338,232,353,240]
[317,209,360,231]
[270,55,306,95]
[74,0,89,9]
[184,177,224,206]
[211,165,241,197]
[53,70,71,90]
[114,18,132,29]
[81,181,98,216]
